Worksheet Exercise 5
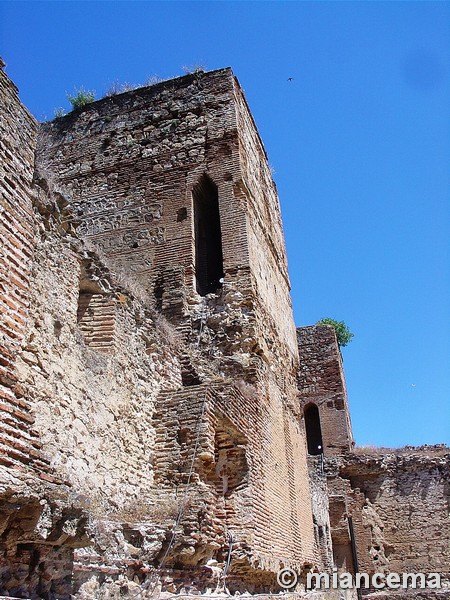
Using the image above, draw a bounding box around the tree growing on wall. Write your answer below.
[317,318,354,347]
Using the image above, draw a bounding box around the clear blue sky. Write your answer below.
[1,1,449,448]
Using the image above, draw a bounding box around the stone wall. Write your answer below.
[35,68,319,586]
[307,456,334,573]
[337,447,450,586]
[38,69,299,382]
[323,443,449,596]
[15,221,182,506]
[0,57,50,477]
[1,65,322,594]
[37,69,243,327]
[0,59,88,600]
[1,61,448,600]
[299,327,449,598]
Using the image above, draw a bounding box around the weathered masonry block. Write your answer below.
[0,66,322,594]
[298,326,450,597]
[0,59,88,600]
[34,68,319,589]
[333,447,450,586]
[38,68,298,380]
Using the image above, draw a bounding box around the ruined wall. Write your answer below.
[0,59,186,596]
[307,456,334,573]
[15,219,182,506]
[297,325,353,455]
[233,84,298,372]
[338,447,450,584]
[323,447,450,598]
[37,69,243,326]
[0,59,90,600]
[2,60,449,600]
[0,58,51,478]
[33,68,318,583]
[38,69,298,382]
[301,326,449,598]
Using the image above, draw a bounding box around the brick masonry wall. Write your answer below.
[0,59,53,477]
[297,325,353,455]
[0,59,89,600]
[2,63,448,600]
[38,70,299,382]
[15,224,183,506]
[150,380,317,590]
[35,67,318,581]
[77,292,116,352]
[233,83,298,370]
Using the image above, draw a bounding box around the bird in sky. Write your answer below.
[287,77,294,82]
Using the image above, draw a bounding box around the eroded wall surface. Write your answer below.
[1,66,319,595]
[336,447,450,584]
[0,56,46,477]
[0,59,88,600]
[297,325,353,455]
[298,326,449,598]
[2,61,448,600]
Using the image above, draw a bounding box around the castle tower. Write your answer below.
[297,324,353,456]
[37,69,323,588]
[2,62,449,600]
[39,69,298,381]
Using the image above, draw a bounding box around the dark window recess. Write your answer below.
[153,275,164,312]
[177,207,188,222]
[304,403,324,455]
[193,175,224,296]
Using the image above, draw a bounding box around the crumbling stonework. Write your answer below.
[0,56,88,600]
[1,64,319,596]
[1,60,448,600]
[33,67,318,590]
[335,447,450,579]
[297,325,449,597]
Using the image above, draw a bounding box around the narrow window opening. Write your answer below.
[304,403,323,455]
[153,275,164,312]
[193,175,224,296]
[177,207,188,222]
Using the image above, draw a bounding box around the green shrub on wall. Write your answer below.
[317,318,354,347]
[67,87,96,110]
